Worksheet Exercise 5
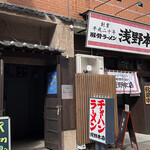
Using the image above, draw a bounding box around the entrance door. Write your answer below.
[4,64,45,138]
[45,64,62,150]
[0,59,4,116]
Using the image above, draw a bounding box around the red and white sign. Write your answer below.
[86,11,150,55]
[89,98,106,143]
[106,71,141,94]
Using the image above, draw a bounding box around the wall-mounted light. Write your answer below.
[115,1,143,16]
[93,0,122,10]
[69,24,74,30]
[137,1,143,7]
[66,54,69,59]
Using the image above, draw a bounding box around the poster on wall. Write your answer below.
[144,86,150,104]
[47,71,57,94]
[106,71,141,94]
[86,11,150,55]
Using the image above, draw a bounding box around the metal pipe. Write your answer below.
[93,0,111,10]
[134,12,150,20]
[115,2,143,16]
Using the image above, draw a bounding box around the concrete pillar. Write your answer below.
[50,17,74,58]
[61,130,77,150]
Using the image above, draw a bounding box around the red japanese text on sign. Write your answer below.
[89,98,106,144]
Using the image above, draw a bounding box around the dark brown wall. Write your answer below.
[131,82,150,134]
[60,56,76,130]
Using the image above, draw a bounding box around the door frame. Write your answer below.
[0,59,4,116]
[44,56,62,150]
[1,55,62,149]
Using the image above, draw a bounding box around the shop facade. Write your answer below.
[0,1,150,150]
[75,10,150,138]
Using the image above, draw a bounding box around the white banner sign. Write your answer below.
[89,98,106,143]
[86,12,150,55]
[106,71,141,94]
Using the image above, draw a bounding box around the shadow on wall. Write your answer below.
[6,0,35,9]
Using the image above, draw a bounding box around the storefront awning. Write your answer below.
[0,40,65,54]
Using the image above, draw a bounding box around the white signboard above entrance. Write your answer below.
[86,11,150,55]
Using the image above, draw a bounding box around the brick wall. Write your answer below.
[2,0,150,24]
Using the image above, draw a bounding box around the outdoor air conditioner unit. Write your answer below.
[75,54,104,74]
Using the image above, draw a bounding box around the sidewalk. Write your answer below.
[12,132,150,150]
[12,138,48,150]
[109,132,150,150]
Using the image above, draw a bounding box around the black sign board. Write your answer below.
[0,117,11,150]
[116,111,139,150]
[117,111,128,144]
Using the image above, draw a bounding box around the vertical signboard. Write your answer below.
[89,98,115,144]
[0,117,11,150]
[144,86,150,104]
[89,98,106,144]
